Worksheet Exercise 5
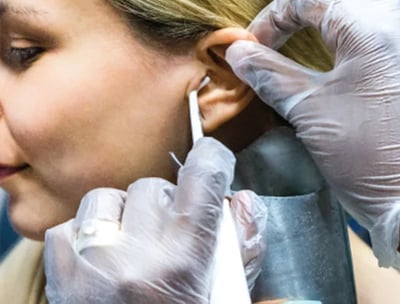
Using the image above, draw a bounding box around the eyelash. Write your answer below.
[4,47,44,68]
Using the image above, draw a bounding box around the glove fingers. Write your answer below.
[171,138,235,247]
[174,137,235,215]
[73,188,126,253]
[45,220,78,294]
[75,188,126,226]
[226,40,320,119]
[230,191,267,257]
[230,190,267,290]
[249,0,330,49]
[122,178,175,236]
[248,0,332,49]
[45,220,110,302]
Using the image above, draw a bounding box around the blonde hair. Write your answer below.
[109,0,333,71]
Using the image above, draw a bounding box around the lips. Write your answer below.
[0,164,29,181]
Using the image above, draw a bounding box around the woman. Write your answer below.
[0,0,330,242]
[0,0,398,303]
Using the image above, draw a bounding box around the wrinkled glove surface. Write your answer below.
[44,138,267,303]
[227,0,400,268]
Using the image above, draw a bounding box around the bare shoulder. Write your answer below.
[349,228,400,304]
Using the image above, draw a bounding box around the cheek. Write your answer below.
[6,55,192,194]
[7,72,97,163]
[7,50,141,155]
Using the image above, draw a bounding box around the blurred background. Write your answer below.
[0,189,20,260]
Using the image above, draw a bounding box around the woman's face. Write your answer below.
[0,0,199,239]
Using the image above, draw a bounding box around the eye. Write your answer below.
[4,47,45,69]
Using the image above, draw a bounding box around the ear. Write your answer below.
[193,28,258,133]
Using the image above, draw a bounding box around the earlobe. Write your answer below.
[193,28,258,133]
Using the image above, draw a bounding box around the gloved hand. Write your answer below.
[44,137,267,304]
[226,0,400,268]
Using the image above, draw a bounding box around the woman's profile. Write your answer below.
[0,0,399,303]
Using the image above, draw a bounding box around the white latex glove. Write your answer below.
[226,0,400,269]
[44,137,267,304]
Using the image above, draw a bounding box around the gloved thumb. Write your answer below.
[226,40,322,119]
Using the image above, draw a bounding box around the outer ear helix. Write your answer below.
[191,28,259,136]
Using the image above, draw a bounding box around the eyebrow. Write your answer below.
[0,1,48,19]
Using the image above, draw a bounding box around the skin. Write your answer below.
[2,1,397,303]
[348,229,400,304]
[0,0,203,240]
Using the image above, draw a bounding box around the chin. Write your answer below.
[10,219,47,241]
[7,191,78,242]
[8,204,53,241]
